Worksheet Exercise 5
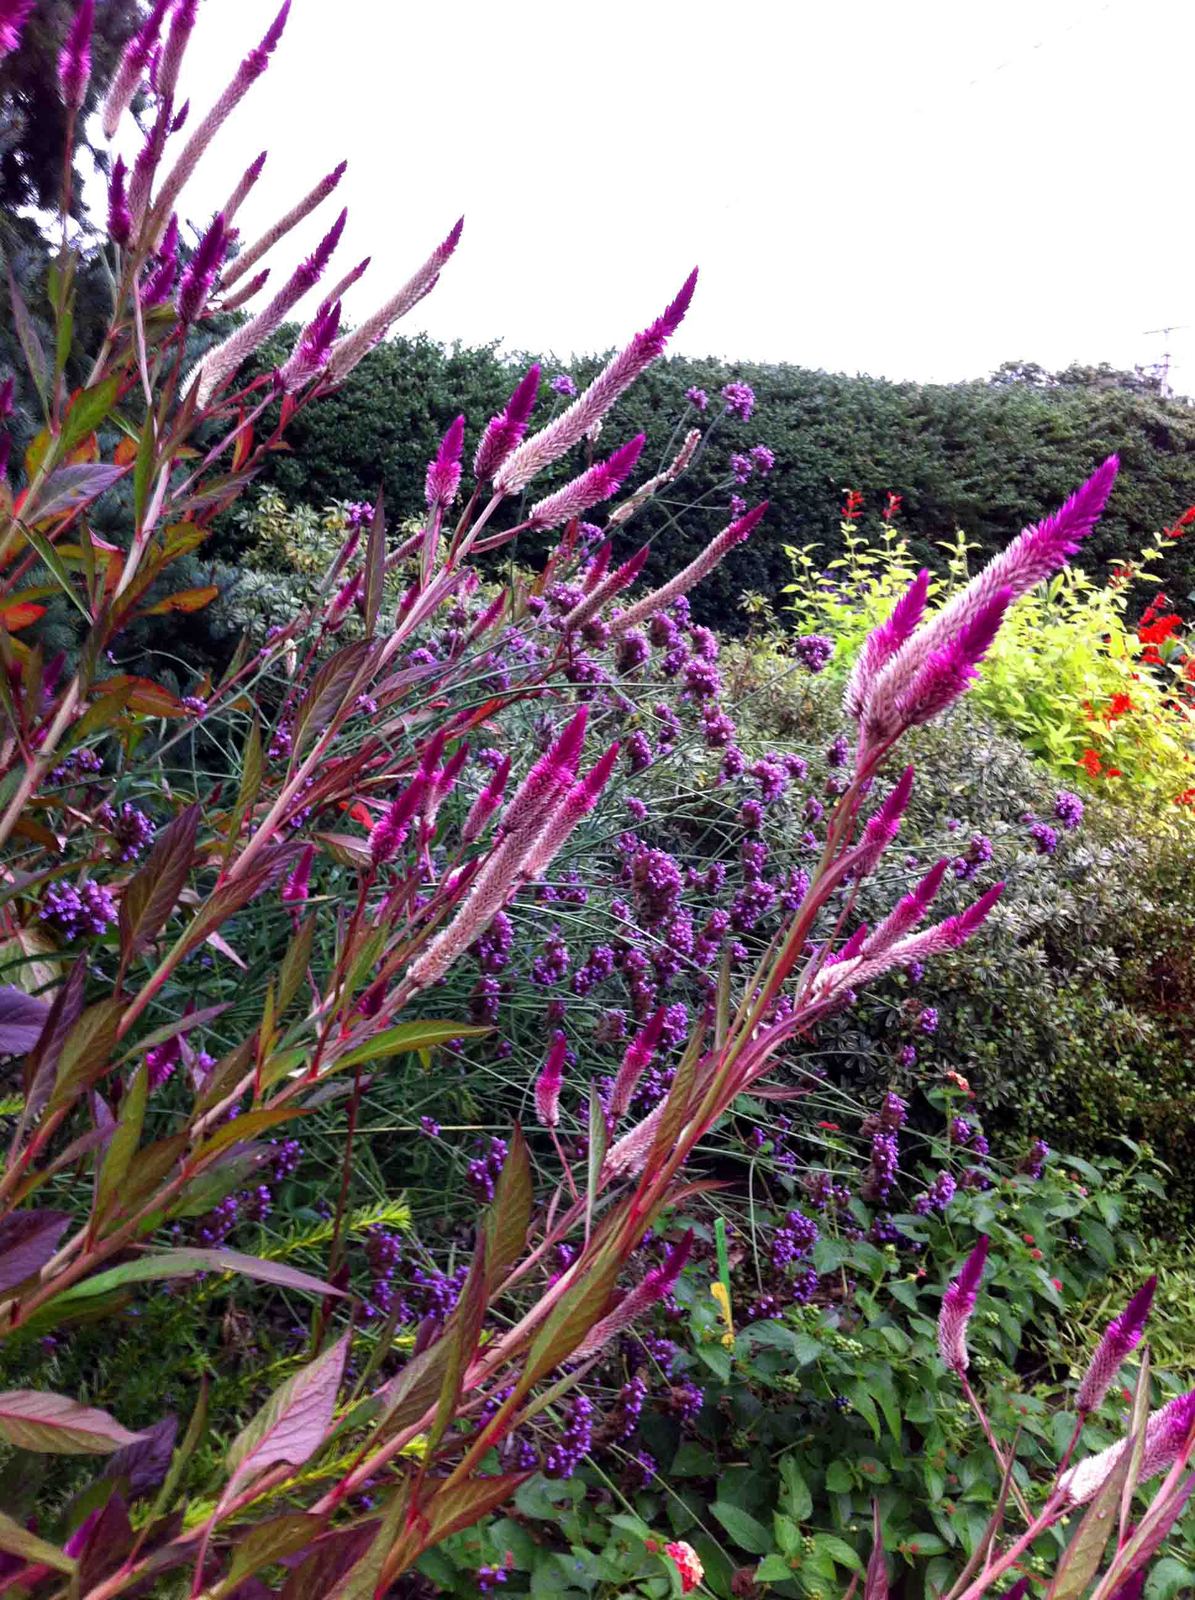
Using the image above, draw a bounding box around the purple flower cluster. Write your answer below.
[542,1392,593,1478]
[685,386,708,411]
[550,373,578,398]
[721,381,756,421]
[1029,820,1059,856]
[771,1207,820,1268]
[97,800,155,861]
[40,879,118,939]
[467,1135,509,1202]
[1054,789,1084,830]
[953,833,993,881]
[793,634,834,673]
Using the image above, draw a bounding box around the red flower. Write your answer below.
[1105,692,1133,721]
[817,1121,841,1131]
[1138,614,1182,646]
[1078,749,1103,778]
[883,491,902,522]
[841,488,865,521]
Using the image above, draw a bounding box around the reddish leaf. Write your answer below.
[0,1210,70,1295]
[0,1390,144,1454]
[0,603,45,630]
[225,1336,348,1496]
[119,804,200,963]
[75,1491,134,1591]
[33,464,124,523]
[292,641,373,758]
[97,675,187,718]
[45,999,122,1113]
[0,986,50,1054]
[51,1248,347,1306]
[139,586,219,616]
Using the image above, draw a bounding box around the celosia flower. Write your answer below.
[328,217,463,382]
[534,1033,567,1129]
[100,0,170,135]
[1059,1389,1195,1505]
[0,0,35,60]
[611,503,768,634]
[368,775,426,867]
[1076,1276,1157,1414]
[494,270,697,494]
[277,297,342,392]
[107,156,132,247]
[844,567,929,722]
[937,1234,989,1373]
[527,436,645,530]
[176,213,227,324]
[141,214,180,306]
[222,162,347,290]
[57,0,94,111]
[425,414,465,510]
[474,365,540,481]
[573,1234,694,1359]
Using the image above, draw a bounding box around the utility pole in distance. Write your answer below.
[1142,325,1189,396]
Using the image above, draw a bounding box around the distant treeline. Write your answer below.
[245,340,1195,629]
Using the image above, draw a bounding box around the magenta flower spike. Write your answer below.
[497,707,588,844]
[100,0,171,135]
[461,755,510,845]
[222,161,348,289]
[611,502,768,634]
[323,255,371,308]
[474,364,541,481]
[518,743,620,881]
[328,218,464,383]
[278,298,342,392]
[494,270,698,495]
[534,1035,568,1129]
[862,857,949,956]
[938,1234,989,1374]
[223,151,268,226]
[176,213,227,324]
[1060,1388,1195,1505]
[157,0,199,102]
[574,1233,695,1358]
[107,156,132,246]
[368,775,427,868]
[140,213,179,306]
[1077,1275,1157,1414]
[844,567,929,721]
[281,843,315,907]
[609,1008,667,1124]
[425,414,466,511]
[854,764,914,875]
[57,0,94,110]
[526,435,646,531]
[0,0,36,61]
[561,546,649,633]
[893,588,1012,732]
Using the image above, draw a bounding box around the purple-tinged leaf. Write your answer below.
[0,1390,144,1455]
[0,1509,74,1574]
[75,1491,134,1591]
[50,1248,348,1306]
[225,1336,348,1495]
[225,1513,326,1588]
[865,1499,888,1599]
[291,640,374,758]
[33,464,125,522]
[104,1414,177,1499]
[485,1123,531,1288]
[118,804,201,964]
[279,1524,378,1600]
[0,1210,69,1295]
[364,490,385,636]
[0,986,49,1055]
[45,999,122,1113]
[19,959,85,1129]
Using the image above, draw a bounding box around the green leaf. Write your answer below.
[226,1336,347,1496]
[485,1123,531,1288]
[61,377,120,454]
[779,1455,812,1522]
[813,1236,853,1275]
[755,1554,794,1582]
[826,1460,854,1494]
[333,1021,488,1072]
[46,999,122,1113]
[810,1534,863,1573]
[0,1508,75,1573]
[95,1061,147,1223]
[584,1089,606,1244]
[48,1247,346,1307]
[710,1501,772,1555]
[220,1514,324,1593]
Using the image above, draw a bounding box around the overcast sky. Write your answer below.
[142,0,1195,394]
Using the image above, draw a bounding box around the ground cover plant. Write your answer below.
[0,5,1192,1599]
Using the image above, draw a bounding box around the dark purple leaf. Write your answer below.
[34,464,125,522]
[104,1415,177,1499]
[0,1210,70,1295]
[0,987,50,1055]
[279,1525,378,1600]
[75,1491,134,1591]
[0,1391,144,1454]
[119,805,201,964]
[20,960,86,1129]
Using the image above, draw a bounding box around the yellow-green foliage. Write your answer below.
[782,511,1195,820]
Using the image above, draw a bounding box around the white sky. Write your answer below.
[133,0,1195,394]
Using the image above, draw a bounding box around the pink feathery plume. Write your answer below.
[222,161,347,289]
[518,744,620,881]
[608,427,701,527]
[57,0,94,110]
[583,542,613,591]
[844,567,929,721]
[498,708,588,843]
[603,1098,667,1182]
[328,218,464,383]
[462,755,510,845]
[494,270,697,495]
[527,436,646,531]
[222,150,267,227]
[190,208,346,405]
[281,842,315,907]
[431,744,469,810]
[938,1235,989,1374]
[156,0,199,102]
[861,858,949,956]
[560,546,649,633]
[220,267,270,315]
[890,589,1012,733]
[0,0,35,60]
[474,364,541,482]
[176,212,227,324]
[127,96,173,233]
[1077,1276,1157,1415]
[107,156,132,246]
[425,414,465,511]
[369,774,428,868]
[150,2,290,226]
[100,0,170,134]
[610,502,768,634]
[278,298,342,392]
[140,213,179,306]
[1060,1389,1195,1506]
[862,459,1118,741]
[323,255,371,308]
[573,1234,695,1359]
[534,1034,568,1129]
[608,1008,667,1124]
[825,922,869,967]
[853,764,914,876]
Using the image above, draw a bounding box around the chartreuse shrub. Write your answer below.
[783,497,1195,820]
[0,5,1192,1599]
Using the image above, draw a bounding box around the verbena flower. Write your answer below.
[721,381,755,420]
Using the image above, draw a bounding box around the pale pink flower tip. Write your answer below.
[664,1540,704,1594]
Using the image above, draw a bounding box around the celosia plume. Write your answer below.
[328,218,464,383]
[844,567,929,720]
[609,1008,667,1123]
[278,298,342,392]
[854,764,914,875]
[608,426,701,526]
[560,546,649,633]
[425,415,465,510]
[107,156,132,246]
[474,364,541,481]
[611,502,768,634]
[525,437,646,531]
[176,213,227,324]
[1060,1388,1195,1505]
[938,1234,989,1373]
[1076,1275,1157,1414]
[57,0,94,110]
[323,255,371,308]
[861,857,949,955]
[573,1234,694,1358]
[157,0,199,102]
[534,1035,567,1129]
[497,708,587,843]
[221,161,347,289]
[461,756,510,845]
[518,743,620,880]
[100,0,170,134]
[281,843,315,907]
[369,775,427,868]
[494,270,697,494]
[223,150,268,226]
[190,208,346,404]
[0,0,34,60]
[140,213,179,306]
